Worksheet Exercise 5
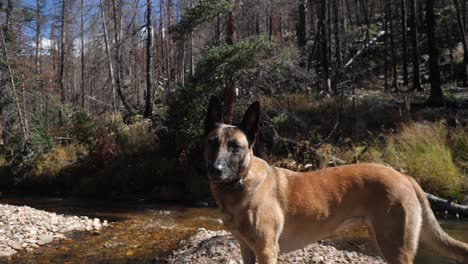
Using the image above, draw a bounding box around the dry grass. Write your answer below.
[33,144,87,180]
[362,122,465,199]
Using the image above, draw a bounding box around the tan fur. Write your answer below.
[204,99,468,264]
[209,147,468,264]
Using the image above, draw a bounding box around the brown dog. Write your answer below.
[204,96,468,264]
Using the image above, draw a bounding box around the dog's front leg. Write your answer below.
[254,241,279,264]
[239,240,256,264]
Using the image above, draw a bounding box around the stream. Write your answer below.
[1,197,467,264]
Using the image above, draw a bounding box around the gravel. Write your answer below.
[0,203,108,258]
[159,229,386,264]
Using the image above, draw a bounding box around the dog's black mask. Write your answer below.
[204,96,260,186]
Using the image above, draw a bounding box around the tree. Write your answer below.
[223,0,237,124]
[425,0,444,106]
[401,0,409,86]
[80,0,85,109]
[453,0,468,86]
[319,0,332,95]
[144,0,154,117]
[100,0,117,112]
[59,0,67,103]
[409,0,422,91]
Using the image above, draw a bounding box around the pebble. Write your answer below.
[157,229,386,264]
[0,203,108,258]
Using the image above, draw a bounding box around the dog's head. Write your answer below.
[204,96,260,185]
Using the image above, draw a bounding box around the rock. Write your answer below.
[157,230,386,264]
[37,235,54,246]
[7,241,22,251]
[0,202,107,257]
[0,248,16,257]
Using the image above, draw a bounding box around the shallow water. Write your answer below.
[0,197,467,264]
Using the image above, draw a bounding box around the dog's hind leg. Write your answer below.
[369,199,422,264]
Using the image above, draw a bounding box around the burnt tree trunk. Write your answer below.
[409,0,422,91]
[401,0,409,86]
[425,0,444,106]
[223,0,237,124]
[144,0,154,117]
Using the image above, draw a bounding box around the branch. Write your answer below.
[425,192,468,218]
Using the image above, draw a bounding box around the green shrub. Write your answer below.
[71,111,97,146]
[118,120,155,155]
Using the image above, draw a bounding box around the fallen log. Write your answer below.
[425,192,468,219]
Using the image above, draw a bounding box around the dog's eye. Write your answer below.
[228,141,241,152]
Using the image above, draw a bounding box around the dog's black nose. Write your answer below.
[210,164,223,175]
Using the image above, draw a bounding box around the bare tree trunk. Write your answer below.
[34,0,42,113]
[425,0,444,106]
[112,0,135,113]
[144,0,154,117]
[409,0,422,91]
[0,29,29,143]
[453,0,468,86]
[297,0,306,49]
[59,0,67,103]
[81,0,85,109]
[100,0,117,112]
[384,0,389,91]
[390,1,398,91]
[334,0,343,74]
[223,0,237,124]
[401,0,409,86]
[319,0,332,95]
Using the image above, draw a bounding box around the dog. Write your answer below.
[203,96,468,264]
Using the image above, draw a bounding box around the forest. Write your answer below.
[0,0,467,203]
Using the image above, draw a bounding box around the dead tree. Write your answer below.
[425,0,444,106]
[144,0,154,117]
[223,0,237,124]
[0,29,29,143]
[100,0,118,112]
[409,0,422,91]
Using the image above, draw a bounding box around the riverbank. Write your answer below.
[158,229,386,264]
[0,203,107,259]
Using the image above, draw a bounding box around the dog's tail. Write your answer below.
[409,177,468,262]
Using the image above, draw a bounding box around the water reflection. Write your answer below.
[1,197,466,264]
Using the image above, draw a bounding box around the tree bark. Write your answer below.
[384,0,389,91]
[144,0,154,117]
[81,0,85,109]
[409,0,422,91]
[59,0,67,103]
[425,0,444,106]
[453,0,468,86]
[0,29,29,143]
[223,0,237,124]
[401,0,409,86]
[100,0,117,112]
[35,0,42,113]
[297,0,306,49]
[390,1,398,91]
[319,0,332,95]
[112,0,135,114]
[425,192,468,218]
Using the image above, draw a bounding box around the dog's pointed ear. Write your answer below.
[205,96,223,135]
[240,101,260,147]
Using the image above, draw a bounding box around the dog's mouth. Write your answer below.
[208,175,244,190]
